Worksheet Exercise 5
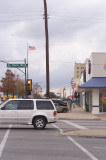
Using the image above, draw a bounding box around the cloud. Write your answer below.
[0,0,106,96]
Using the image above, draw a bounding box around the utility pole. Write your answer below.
[43,0,50,98]
[24,58,27,98]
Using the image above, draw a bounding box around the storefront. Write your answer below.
[79,77,106,114]
[76,52,106,114]
[99,89,106,113]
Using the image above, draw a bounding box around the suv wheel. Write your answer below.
[33,117,46,130]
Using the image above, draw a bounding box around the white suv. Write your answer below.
[0,99,57,129]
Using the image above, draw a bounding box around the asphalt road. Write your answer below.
[0,119,106,160]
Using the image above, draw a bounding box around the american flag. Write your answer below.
[29,46,36,50]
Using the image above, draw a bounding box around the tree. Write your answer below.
[0,70,25,98]
[32,83,42,98]
[14,76,25,98]
[0,69,16,98]
[44,92,58,98]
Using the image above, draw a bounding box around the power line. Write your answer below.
[48,13,106,23]
[0,18,42,23]
[51,14,106,21]
[50,61,106,65]
[1,9,106,24]
[0,11,106,23]
[0,13,106,24]
[1,40,106,43]
[50,61,74,64]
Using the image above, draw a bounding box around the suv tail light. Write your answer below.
[53,111,57,116]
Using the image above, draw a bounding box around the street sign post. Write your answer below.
[7,63,28,68]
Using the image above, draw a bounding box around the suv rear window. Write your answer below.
[36,101,54,110]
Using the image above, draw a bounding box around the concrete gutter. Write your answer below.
[57,112,100,120]
[60,129,106,138]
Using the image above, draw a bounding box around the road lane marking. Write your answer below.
[52,124,63,132]
[93,147,106,150]
[61,120,87,130]
[53,124,98,160]
[0,125,12,158]
[68,136,98,160]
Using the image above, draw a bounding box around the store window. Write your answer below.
[99,90,106,112]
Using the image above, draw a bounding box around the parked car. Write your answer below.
[0,99,57,129]
[52,99,67,106]
[52,99,68,113]
[54,103,68,113]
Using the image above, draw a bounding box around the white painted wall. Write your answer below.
[86,52,106,78]
[92,89,99,105]
[92,52,106,77]
[92,89,99,114]
[82,92,85,109]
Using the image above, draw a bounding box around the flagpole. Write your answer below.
[27,42,28,80]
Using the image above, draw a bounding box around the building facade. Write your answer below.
[79,52,106,114]
[74,63,85,80]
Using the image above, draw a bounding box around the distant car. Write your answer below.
[52,99,67,106]
[52,99,68,113]
[0,99,57,129]
[54,103,68,113]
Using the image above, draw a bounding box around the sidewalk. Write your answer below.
[57,105,106,120]
[57,105,106,138]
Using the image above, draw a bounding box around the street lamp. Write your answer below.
[63,87,66,100]
[71,78,74,99]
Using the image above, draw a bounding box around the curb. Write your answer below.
[60,129,106,138]
[57,118,100,120]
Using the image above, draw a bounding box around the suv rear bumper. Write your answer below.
[47,117,57,123]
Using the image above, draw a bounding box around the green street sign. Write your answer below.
[7,63,28,68]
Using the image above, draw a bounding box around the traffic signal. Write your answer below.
[27,91,31,96]
[27,79,32,91]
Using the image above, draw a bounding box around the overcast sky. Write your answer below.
[0,0,106,96]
